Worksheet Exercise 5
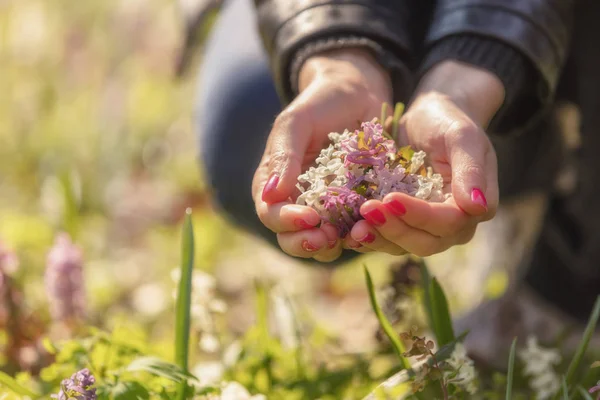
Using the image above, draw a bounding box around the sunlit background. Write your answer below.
[0,0,522,394]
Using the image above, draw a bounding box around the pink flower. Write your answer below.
[321,187,367,237]
[45,233,86,323]
[340,122,394,168]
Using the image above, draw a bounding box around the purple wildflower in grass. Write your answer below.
[0,240,19,275]
[0,240,19,325]
[321,186,368,237]
[45,233,86,323]
[52,368,96,400]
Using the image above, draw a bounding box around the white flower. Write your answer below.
[409,151,427,174]
[445,343,478,394]
[221,382,266,400]
[518,336,562,399]
[223,340,243,368]
[192,361,224,386]
[171,268,227,346]
[271,290,298,350]
[199,333,221,353]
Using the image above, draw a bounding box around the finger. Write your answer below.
[342,235,375,253]
[277,228,329,258]
[260,110,311,205]
[312,223,343,262]
[256,201,321,233]
[445,121,497,217]
[381,192,477,237]
[350,220,407,256]
[360,200,450,257]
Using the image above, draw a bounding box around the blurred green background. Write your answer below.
[0,0,505,380]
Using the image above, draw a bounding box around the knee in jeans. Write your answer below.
[197,67,280,221]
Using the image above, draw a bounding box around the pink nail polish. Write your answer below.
[294,219,313,229]
[363,208,386,226]
[328,240,337,249]
[471,188,488,210]
[384,200,406,216]
[261,173,279,203]
[301,240,320,252]
[358,232,376,243]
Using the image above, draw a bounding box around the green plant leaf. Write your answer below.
[363,265,409,369]
[562,376,569,400]
[108,381,150,400]
[429,277,455,347]
[419,263,435,335]
[175,208,195,400]
[506,338,517,400]
[126,356,197,383]
[432,331,468,362]
[578,386,594,400]
[0,370,40,397]
[557,296,600,400]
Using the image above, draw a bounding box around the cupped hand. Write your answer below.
[350,61,504,257]
[252,48,392,262]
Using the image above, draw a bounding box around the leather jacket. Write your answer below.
[252,0,584,136]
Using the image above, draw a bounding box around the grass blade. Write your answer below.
[363,265,409,369]
[380,102,388,129]
[506,338,518,400]
[420,263,435,336]
[175,208,195,399]
[391,103,405,143]
[429,277,455,347]
[560,295,600,399]
[0,370,40,397]
[562,376,569,400]
[578,386,594,400]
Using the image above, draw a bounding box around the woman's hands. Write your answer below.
[252,48,392,261]
[349,61,504,256]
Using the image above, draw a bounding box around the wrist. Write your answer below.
[415,61,505,127]
[298,48,392,102]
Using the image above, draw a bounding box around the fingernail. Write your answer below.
[328,240,337,249]
[358,232,375,244]
[261,173,279,202]
[294,218,313,229]
[363,208,386,226]
[301,240,320,252]
[384,200,406,216]
[471,188,488,210]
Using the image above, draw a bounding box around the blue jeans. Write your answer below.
[196,0,285,250]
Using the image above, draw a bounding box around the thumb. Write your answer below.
[447,124,496,216]
[260,112,309,205]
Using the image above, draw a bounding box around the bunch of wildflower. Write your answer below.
[397,327,477,396]
[518,336,562,399]
[52,368,96,400]
[296,119,448,237]
[44,233,86,323]
[443,343,478,395]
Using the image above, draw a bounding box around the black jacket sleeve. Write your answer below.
[419,0,575,134]
[253,0,431,105]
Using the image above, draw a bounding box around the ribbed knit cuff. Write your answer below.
[289,36,413,103]
[419,35,538,134]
